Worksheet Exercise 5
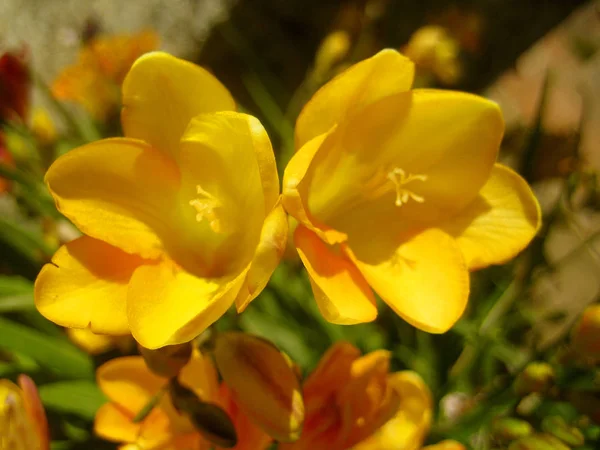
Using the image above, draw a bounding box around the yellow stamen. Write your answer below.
[387,168,427,207]
[189,185,226,233]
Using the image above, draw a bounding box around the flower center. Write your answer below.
[386,167,427,207]
[189,185,227,233]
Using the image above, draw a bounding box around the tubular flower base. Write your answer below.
[0,375,49,450]
[95,351,271,450]
[282,48,541,333]
[281,342,427,450]
[35,52,287,349]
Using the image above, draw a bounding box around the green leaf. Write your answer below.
[0,317,93,379]
[0,275,35,312]
[0,215,54,263]
[39,380,106,420]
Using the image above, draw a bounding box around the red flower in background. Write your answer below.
[0,48,31,193]
[0,48,30,123]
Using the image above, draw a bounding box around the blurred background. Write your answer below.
[1,0,600,449]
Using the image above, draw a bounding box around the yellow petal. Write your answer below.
[171,112,268,277]
[121,52,235,158]
[94,403,141,443]
[353,371,432,450]
[235,202,288,312]
[306,89,503,233]
[97,356,166,415]
[294,225,377,325]
[282,130,347,246]
[295,49,414,148]
[350,228,469,333]
[127,262,247,349]
[45,138,180,259]
[441,164,541,270]
[67,328,126,355]
[35,237,145,335]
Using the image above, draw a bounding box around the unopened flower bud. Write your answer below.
[0,375,49,450]
[542,416,585,446]
[313,31,351,78]
[139,342,192,378]
[508,433,570,450]
[213,332,304,442]
[571,304,600,360]
[169,377,237,448]
[491,417,533,443]
[515,362,555,396]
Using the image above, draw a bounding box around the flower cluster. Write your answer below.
[35,49,540,349]
[30,45,544,450]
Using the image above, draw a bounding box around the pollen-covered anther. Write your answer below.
[189,184,226,233]
[387,167,428,207]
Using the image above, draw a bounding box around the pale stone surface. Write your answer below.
[0,0,234,81]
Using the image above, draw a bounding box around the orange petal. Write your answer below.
[295,49,414,148]
[350,228,469,333]
[35,236,146,335]
[45,138,180,259]
[121,52,235,158]
[441,164,541,270]
[294,225,377,325]
[127,262,247,349]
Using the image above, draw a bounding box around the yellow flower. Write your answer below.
[52,31,158,120]
[352,372,432,450]
[281,342,404,450]
[282,49,541,333]
[35,52,287,349]
[95,351,271,450]
[0,375,49,450]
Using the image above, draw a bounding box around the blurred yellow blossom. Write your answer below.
[31,108,57,146]
[403,26,462,85]
[0,375,49,450]
[52,31,158,120]
[95,351,271,450]
[35,52,287,349]
[281,342,404,450]
[67,328,133,355]
[282,49,541,333]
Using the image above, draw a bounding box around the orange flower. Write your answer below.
[95,350,271,450]
[0,375,49,450]
[281,342,412,450]
[52,31,158,120]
